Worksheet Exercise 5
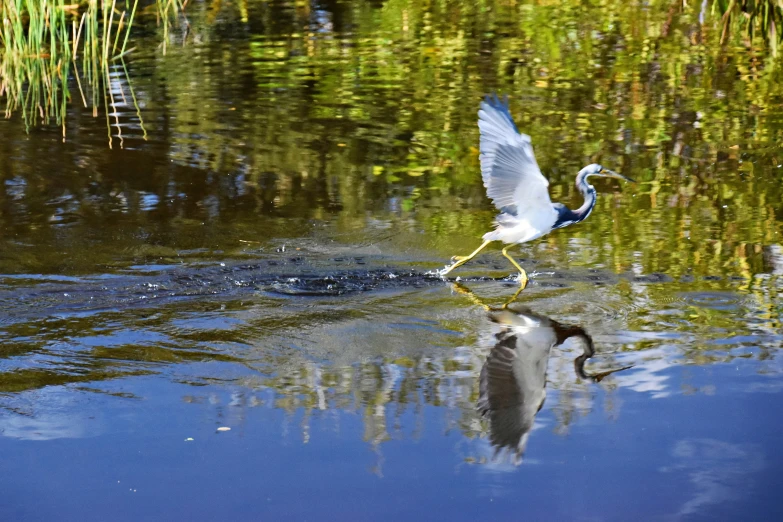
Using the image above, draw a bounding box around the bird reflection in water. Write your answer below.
[455,283,631,464]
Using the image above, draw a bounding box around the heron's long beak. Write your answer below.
[600,168,635,183]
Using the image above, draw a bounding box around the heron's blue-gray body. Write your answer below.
[440,95,631,279]
[477,96,600,244]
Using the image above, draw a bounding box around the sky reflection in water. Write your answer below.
[1,277,782,520]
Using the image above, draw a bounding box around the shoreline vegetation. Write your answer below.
[0,0,183,144]
[0,0,781,143]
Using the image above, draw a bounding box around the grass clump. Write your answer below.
[0,0,183,144]
[715,0,783,57]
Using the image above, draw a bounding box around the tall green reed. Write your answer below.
[714,0,783,58]
[0,0,72,137]
[0,0,180,145]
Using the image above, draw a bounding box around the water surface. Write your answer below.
[1,1,782,520]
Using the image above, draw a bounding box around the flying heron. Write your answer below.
[440,95,634,287]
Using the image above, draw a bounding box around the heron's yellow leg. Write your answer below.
[441,239,493,276]
[501,246,529,287]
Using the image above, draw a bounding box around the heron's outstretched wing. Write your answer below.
[478,96,554,218]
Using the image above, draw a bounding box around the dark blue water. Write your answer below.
[2,277,782,521]
[5,369,780,521]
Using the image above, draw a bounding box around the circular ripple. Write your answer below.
[679,291,743,310]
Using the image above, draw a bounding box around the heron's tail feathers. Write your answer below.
[483,213,545,244]
[483,212,520,241]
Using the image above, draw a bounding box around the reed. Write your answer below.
[715,0,783,57]
[0,0,181,144]
[0,1,70,135]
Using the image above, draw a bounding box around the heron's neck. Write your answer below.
[554,324,590,346]
[572,171,597,222]
[553,172,597,229]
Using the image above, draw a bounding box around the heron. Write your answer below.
[475,301,631,463]
[440,95,634,288]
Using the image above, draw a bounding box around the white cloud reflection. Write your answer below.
[661,438,765,519]
[1,388,103,441]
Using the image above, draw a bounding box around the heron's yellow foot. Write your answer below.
[439,262,461,276]
[500,245,530,300]
[440,240,493,277]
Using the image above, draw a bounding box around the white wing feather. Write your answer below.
[478,98,557,242]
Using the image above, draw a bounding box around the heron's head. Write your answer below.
[579,163,635,183]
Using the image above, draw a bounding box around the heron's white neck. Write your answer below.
[573,171,598,222]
